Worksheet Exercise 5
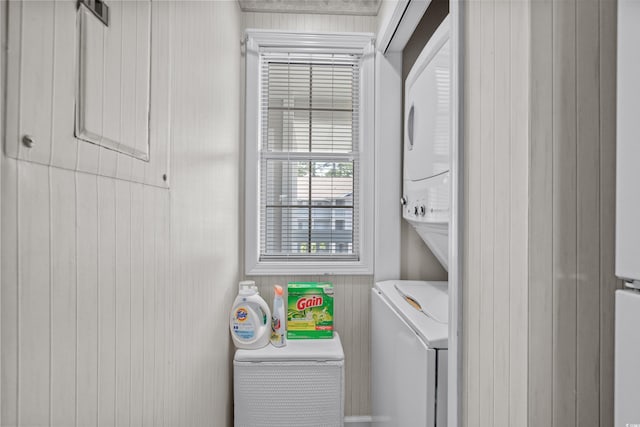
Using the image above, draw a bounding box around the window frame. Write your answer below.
[244,30,375,275]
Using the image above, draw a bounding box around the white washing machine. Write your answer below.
[371,280,448,427]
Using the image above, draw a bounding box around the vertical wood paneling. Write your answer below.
[599,1,620,425]
[20,1,54,165]
[97,2,120,176]
[493,2,511,426]
[75,173,99,427]
[168,2,242,425]
[0,3,3,416]
[463,1,530,426]
[4,1,21,162]
[18,162,50,426]
[145,0,172,187]
[526,0,619,426]
[142,186,156,426]
[50,0,77,171]
[49,168,77,426]
[78,11,105,176]
[2,146,19,427]
[4,168,176,427]
[552,0,578,424]
[121,1,141,183]
[98,0,122,179]
[343,275,354,416]
[528,0,554,423]
[155,186,170,427]
[6,0,169,188]
[478,0,495,425]
[508,2,529,426]
[358,275,371,413]
[129,182,145,427]
[124,0,142,184]
[114,179,132,427]
[79,0,151,170]
[97,176,117,427]
[134,1,152,169]
[463,0,481,424]
[76,10,103,177]
[4,3,242,427]
[466,1,617,424]
[575,0,601,426]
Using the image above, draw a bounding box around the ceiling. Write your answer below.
[238,0,382,16]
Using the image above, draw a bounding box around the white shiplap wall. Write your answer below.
[1,2,242,427]
[241,11,376,418]
[2,162,171,426]
[462,0,529,426]
[528,0,621,426]
[463,0,621,426]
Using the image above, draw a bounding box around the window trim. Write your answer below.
[244,30,375,275]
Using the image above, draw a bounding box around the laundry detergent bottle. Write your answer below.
[230,280,271,349]
[270,285,287,348]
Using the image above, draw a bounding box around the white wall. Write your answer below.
[1,1,241,426]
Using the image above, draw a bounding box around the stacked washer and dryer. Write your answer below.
[372,15,451,427]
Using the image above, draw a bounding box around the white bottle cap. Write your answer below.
[239,280,257,295]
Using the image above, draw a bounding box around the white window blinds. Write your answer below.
[259,51,362,261]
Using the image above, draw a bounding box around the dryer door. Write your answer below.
[372,289,436,427]
[403,36,450,183]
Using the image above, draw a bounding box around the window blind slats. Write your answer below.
[259,51,361,261]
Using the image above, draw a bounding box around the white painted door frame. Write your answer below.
[448,1,463,425]
[375,1,463,425]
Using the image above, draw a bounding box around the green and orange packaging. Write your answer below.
[287,282,334,339]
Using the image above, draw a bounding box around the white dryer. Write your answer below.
[402,15,451,270]
[371,280,448,427]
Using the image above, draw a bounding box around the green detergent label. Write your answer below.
[287,282,334,339]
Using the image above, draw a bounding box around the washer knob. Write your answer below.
[413,206,419,216]
[420,205,426,216]
[400,196,407,206]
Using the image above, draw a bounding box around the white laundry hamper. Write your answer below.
[233,333,344,427]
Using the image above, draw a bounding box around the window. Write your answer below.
[245,31,374,275]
